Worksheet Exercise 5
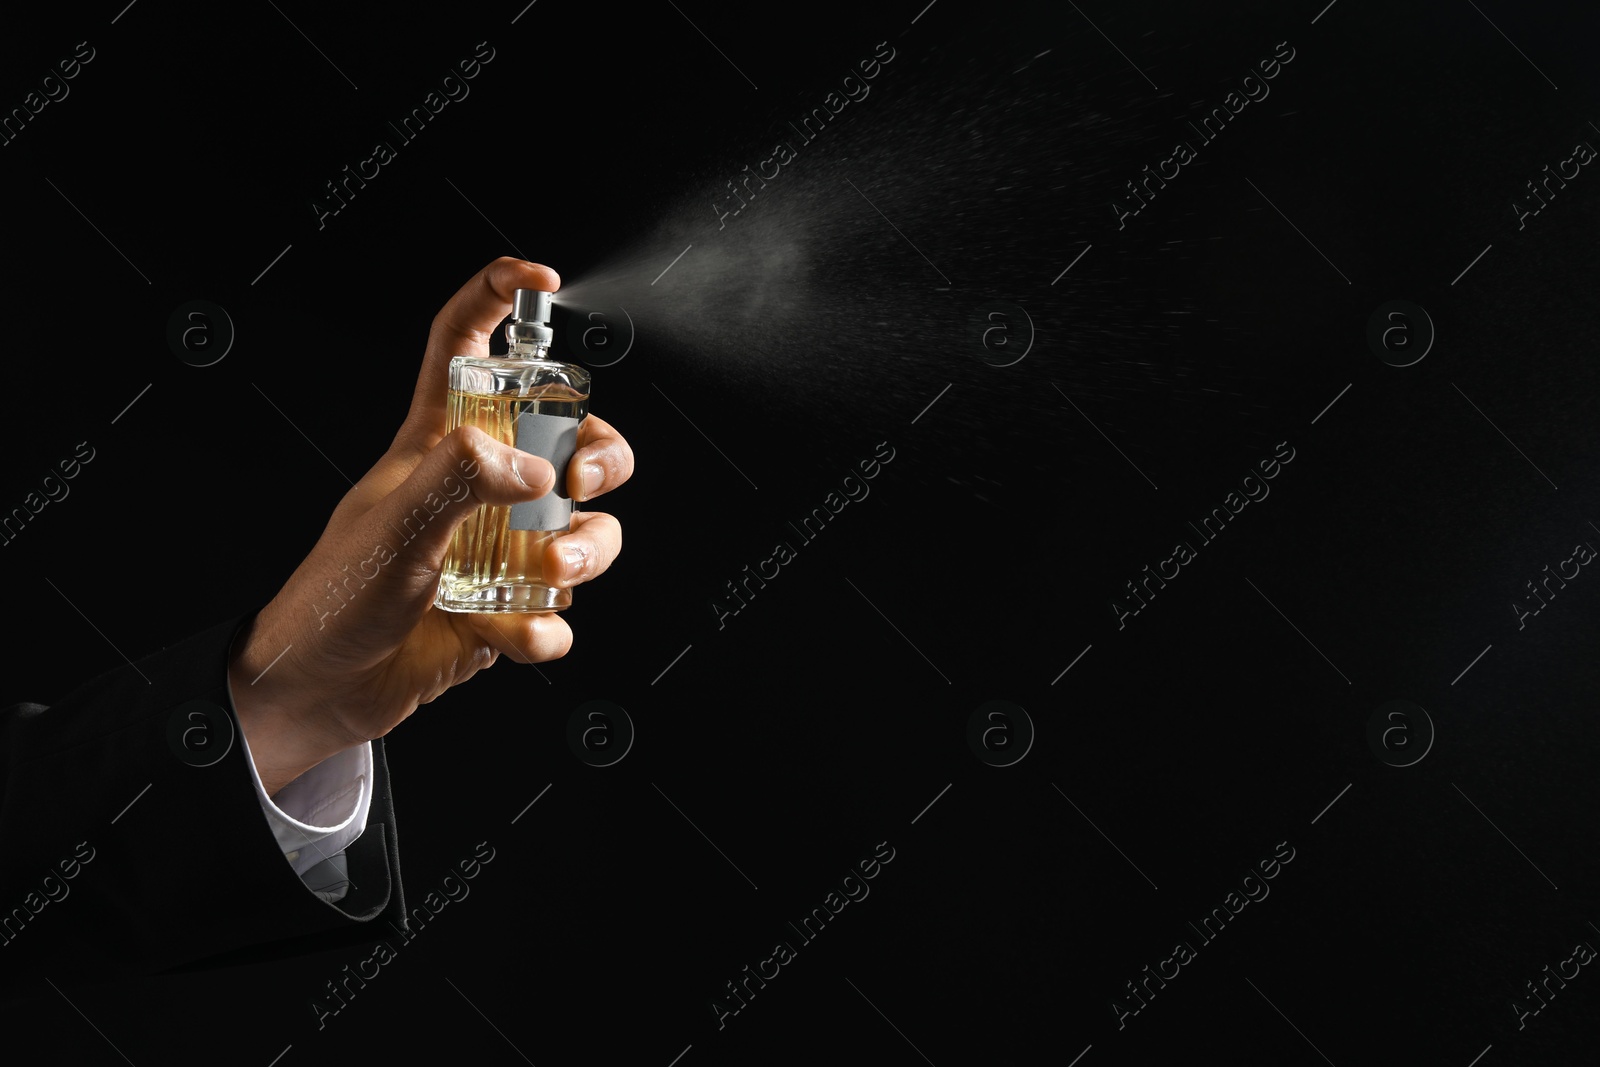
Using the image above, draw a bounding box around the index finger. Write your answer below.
[394,257,561,454]
[570,413,635,502]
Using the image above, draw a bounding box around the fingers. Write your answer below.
[457,511,617,664]
[544,511,622,589]
[466,611,574,665]
[569,413,636,503]
[396,257,562,453]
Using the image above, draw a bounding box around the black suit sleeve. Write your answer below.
[0,613,406,994]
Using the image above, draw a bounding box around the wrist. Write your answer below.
[229,610,359,796]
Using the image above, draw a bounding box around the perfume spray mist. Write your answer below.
[435,288,591,613]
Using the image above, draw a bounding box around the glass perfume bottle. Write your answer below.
[435,288,591,613]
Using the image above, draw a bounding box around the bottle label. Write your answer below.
[509,411,580,531]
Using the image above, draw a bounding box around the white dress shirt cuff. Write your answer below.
[236,727,373,885]
[222,618,372,903]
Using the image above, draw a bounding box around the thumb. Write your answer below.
[356,424,556,575]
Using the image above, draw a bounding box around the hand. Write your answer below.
[228,258,634,795]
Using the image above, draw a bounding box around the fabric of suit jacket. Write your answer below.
[0,613,406,999]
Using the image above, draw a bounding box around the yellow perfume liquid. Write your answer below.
[434,287,592,614]
[436,386,588,612]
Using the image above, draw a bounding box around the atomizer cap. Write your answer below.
[507,288,554,346]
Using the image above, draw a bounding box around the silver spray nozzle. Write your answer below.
[507,289,554,348]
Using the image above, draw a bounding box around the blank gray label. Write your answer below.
[509,411,580,531]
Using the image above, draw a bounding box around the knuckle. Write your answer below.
[590,448,629,486]
[450,424,492,463]
[597,514,622,559]
[445,427,498,497]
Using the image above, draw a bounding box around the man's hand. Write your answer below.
[228,258,634,795]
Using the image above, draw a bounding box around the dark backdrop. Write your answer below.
[4,0,1600,1063]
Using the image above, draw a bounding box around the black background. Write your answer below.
[4,0,1600,1063]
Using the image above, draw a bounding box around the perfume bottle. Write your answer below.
[435,288,591,613]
